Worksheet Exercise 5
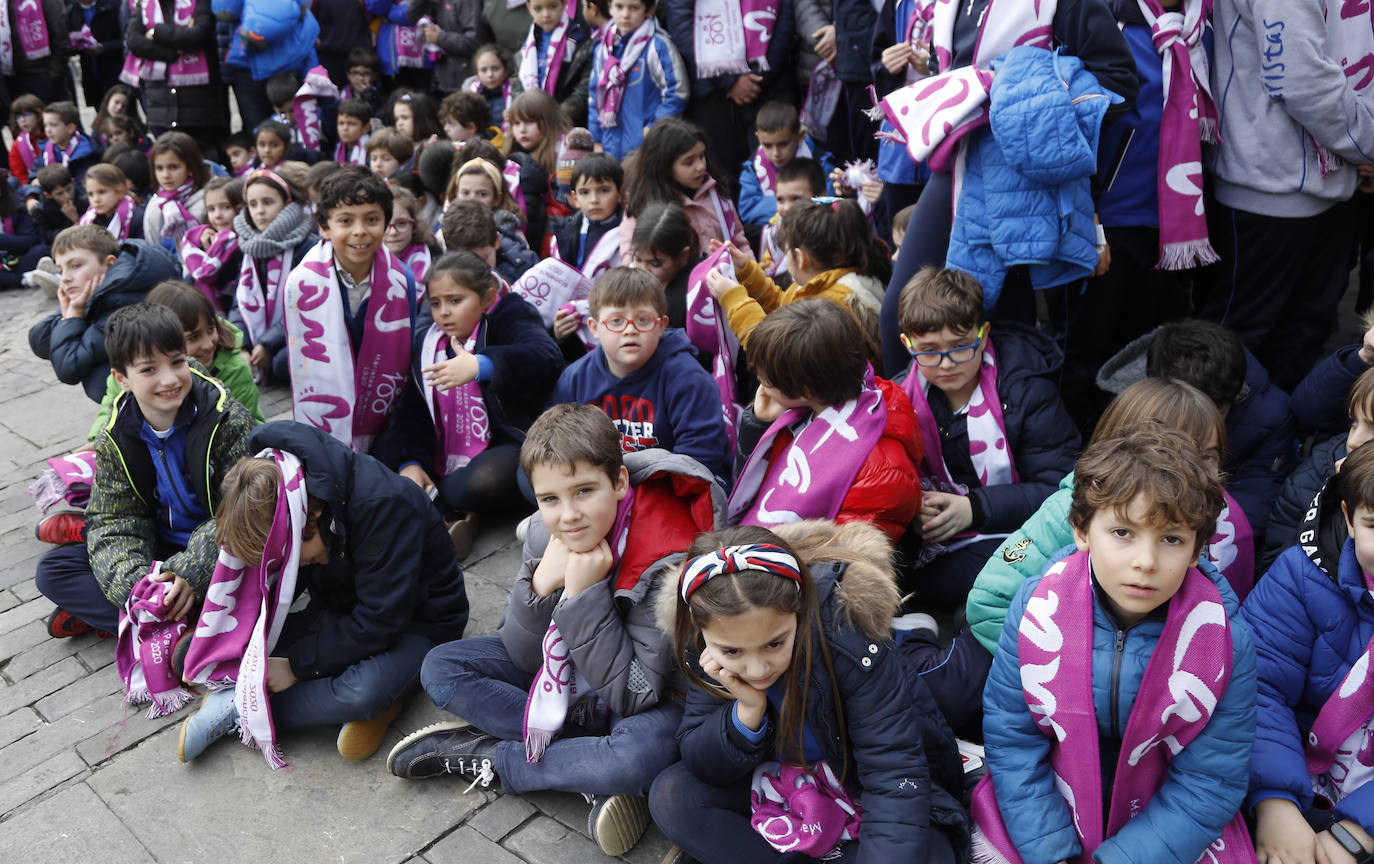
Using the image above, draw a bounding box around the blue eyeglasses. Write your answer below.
[901,323,988,367]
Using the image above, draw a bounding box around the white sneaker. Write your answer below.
[892,612,939,638]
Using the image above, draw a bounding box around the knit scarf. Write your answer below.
[285,240,413,454]
[292,65,339,151]
[597,18,657,129]
[181,223,239,312]
[1314,0,1374,175]
[27,451,97,513]
[969,550,1254,864]
[693,0,778,77]
[522,487,634,763]
[127,0,211,86]
[183,448,307,770]
[116,565,195,718]
[729,368,887,526]
[80,194,137,242]
[154,177,198,244]
[685,246,742,452]
[519,15,576,94]
[401,242,432,291]
[13,130,39,175]
[752,138,813,198]
[0,0,51,76]
[421,320,491,477]
[234,204,310,345]
[335,135,369,167]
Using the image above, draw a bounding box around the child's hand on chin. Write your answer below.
[532,535,572,596]
[563,539,613,597]
[698,645,768,727]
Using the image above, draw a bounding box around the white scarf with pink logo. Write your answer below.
[513,256,593,346]
[548,215,620,281]
[292,66,340,152]
[902,340,1017,490]
[285,241,414,454]
[596,18,656,129]
[685,246,742,452]
[693,0,779,77]
[124,0,211,86]
[335,135,369,167]
[0,0,50,77]
[969,550,1254,864]
[154,177,198,244]
[80,194,137,242]
[181,223,239,312]
[420,320,492,476]
[183,449,307,770]
[236,251,290,348]
[519,13,576,94]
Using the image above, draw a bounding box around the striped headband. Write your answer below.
[245,169,291,198]
[680,544,804,603]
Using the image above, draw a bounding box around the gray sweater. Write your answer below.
[1211,0,1374,217]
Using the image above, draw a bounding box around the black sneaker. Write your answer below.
[386,720,500,789]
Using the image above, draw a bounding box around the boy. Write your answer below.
[737,102,834,228]
[891,203,915,259]
[978,427,1255,864]
[897,266,1079,609]
[32,164,81,246]
[223,132,255,178]
[29,101,103,187]
[29,226,180,402]
[587,0,689,160]
[266,72,306,147]
[438,92,494,145]
[759,156,826,280]
[521,0,596,126]
[549,267,730,481]
[551,153,624,281]
[32,302,254,638]
[335,98,373,167]
[442,199,535,285]
[283,165,420,456]
[366,127,414,179]
[387,403,720,856]
[1244,442,1374,864]
[341,46,383,117]
[176,420,469,764]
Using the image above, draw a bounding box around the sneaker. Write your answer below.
[178,689,239,763]
[170,628,194,682]
[386,720,499,789]
[45,607,94,639]
[337,697,406,760]
[588,794,651,856]
[35,511,86,545]
[660,846,693,864]
[448,512,478,560]
[892,612,939,639]
[28,256,59,297]
[515,514,532,544]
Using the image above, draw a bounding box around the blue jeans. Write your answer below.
[271,628,434,728]
[421,633,683,795]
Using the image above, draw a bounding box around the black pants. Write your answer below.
[1195,199,1357,393]
[824,82,881,167]
[436,441,525,515]
[690,94,765,199]
[35,543,120,633]
[896,623,994,740]
[883,172,955,372]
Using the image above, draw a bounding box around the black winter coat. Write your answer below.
[125,0,227,133]
[68,0,126,102]
[1262,435,1344,575]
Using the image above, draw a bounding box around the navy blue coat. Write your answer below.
[248,421,469,680]
[1225,351,1297,546]
[1241,541,1374,833]
[1261,435,1344,574]
[1290,344,1368,441]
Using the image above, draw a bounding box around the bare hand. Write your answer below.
[860,179,883,204]
[74,441,96,453]
[562,539,614,597]
[422,349,480,391]
[531,535,571,597]
[705,265,734,300]
[422,24,439,45]
[1093,239,1112,277]
[59,275,98,319]
[266,656,297,693]
[1359,163,1374,194]
[727,74,764,106]
[198,227,218,251]
[829,165,851,196]
[553,307,581,340]
[699,645,768,728]
[881,42,914,75]
[400,463,434,492]
[249,344,270,369]
[149,569,196,621]
[1255,798,1317,864]
[812,25,837,64]
[60,200,79,223]
[921,491,973,544]
[707,239,751,272]
[753,384,784,423]
[26,197,38,214]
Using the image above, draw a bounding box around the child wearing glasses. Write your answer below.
[549,267,731,482]
[896,266,1079,611]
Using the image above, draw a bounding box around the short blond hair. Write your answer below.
[53,224,120,260]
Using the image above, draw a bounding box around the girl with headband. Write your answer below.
[651,522,969,863]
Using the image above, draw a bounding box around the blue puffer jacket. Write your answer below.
[737,136,836,227]
[214,0,319,80]
[1241,541,1374,833]
[984,555,1256,864]
[587,24,689,161]
[946,46,1120,309]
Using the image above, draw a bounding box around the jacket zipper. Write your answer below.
[1110,626,1127,739]
[156,444,193,517]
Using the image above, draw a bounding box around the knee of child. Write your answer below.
[647,762,699,827]
[332,676,398,720]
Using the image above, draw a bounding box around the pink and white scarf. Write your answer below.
[116,566,194,718]
[1208,490,1254,604]
[696,180,744,249]
[155,178,198,243]
[751,761,862,857]
[548,216,620,280]
[183,448,307,770]
[421,321,492,477]
[693,0,778,77]
[27,450,98,513]
[522,487,633,762]
[292,65,340,152]
[236,251,290,347]
[752,137,813,198]
[969,550,1254,864]
[513,255,592,327]
[41,133,84,169]
[181,223,239,312]
[285,241,414,454]
[0,0,51,76]
[124,0,211,86]
[1313,0,1374,175]
[760,218,787,278]
[13,130,39,176]
[685,246,742,451]
[335,135,369,167]
[902,340,1018,489]
[801,61,841,138]
[401,243,433,294]
[728,368,887,526]
[80,194,137,242]
[394,20,428,69]
[519,13,576,94]
[1305,565,1374,805]
[596,18,657,129]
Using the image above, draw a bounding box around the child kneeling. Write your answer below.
[387,403,721,856]
[976,427,1256,863]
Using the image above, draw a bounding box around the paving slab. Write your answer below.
[0,690,129,785]
[0,750,87,817]
[3,630,96,681]
[504,814,618,864]
[34,668,123,721]
[3,782,154,863]
[426,825,525,864]
[0,705,41,749]
[465,791,537,842]
[0,655,84,717]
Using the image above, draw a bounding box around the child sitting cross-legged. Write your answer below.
[387,403,721,857]
[975,426,1257,864]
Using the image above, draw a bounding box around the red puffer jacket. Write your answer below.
[834,378,923,542]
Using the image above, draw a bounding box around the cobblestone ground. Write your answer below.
[0,284,674,864]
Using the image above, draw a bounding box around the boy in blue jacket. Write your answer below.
[736,101,834,229]
[586,0,688,161]
[549,267,730,483]
[980,426,1256,864]
[1242,443,1374,864]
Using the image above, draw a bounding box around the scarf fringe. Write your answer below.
[525,728,553,764]
[239,724,290,770]
[862,103,888,123]
[1199,117,1218,145]
[968,826,1016,864]
[27,469,67,513]
[697,60,752,78]
[1158,239,1220,271]
[124,685,195,719]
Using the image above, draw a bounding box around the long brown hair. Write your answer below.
[503,89,571,176]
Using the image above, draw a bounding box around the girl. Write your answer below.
[92,84,147,148]
[180,176,244,314]
[233,169,318,382]
[8,94,45,181]
[622,118,748,266]
[630,202,699,330]
[253,120,294,173]
[651,523,969,864]
[0,179,39,289]
[81,164,145,242]
[464,44,521,133]
[99,115,152,153]
[517,0,593,124]
[386,90,443,143]
[503,89,571,242]
[446,156,536,278]
[105,143,153,202]
[386,187,442,290]
[144,132,210,247]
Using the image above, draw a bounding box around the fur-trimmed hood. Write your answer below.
[655,519,901,641]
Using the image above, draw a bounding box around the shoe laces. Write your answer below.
[462,758,495,794]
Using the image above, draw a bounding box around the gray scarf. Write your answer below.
[235,202,313,260]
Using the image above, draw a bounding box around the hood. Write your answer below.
[878,377,923,468]
[247,421,355,511]
[97,240,179,304]
[654,519,899,641]
[990,322,1065,383]
[1095,328,1153,395]
[608,328,698,384]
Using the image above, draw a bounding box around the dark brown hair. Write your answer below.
[1341,437,1374,516]
[151,131,210,190]
[778,200,891,284]
[748,299,868,406]
[1349,366,1374,428]
[755,101,801,135]
[428,250,495,299]
[587,266,666,318]
[897,266,984,336]
[441,199,498,250]
[366,127,415,165]
[519,403,624,483]
[146,280,235,354]
[1146,319,1247,408]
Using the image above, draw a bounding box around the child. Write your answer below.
[30,101,103,187]
[33,302,253,637]
[758,156,826,281]
[265,73,305,146]
[738,102,835,228]
[177,419,468,764]
[28,226,180,402]
[370,1,436,93]
[386,186,442,288]
[622,116,747,262]
[629,201,698,329]
[387,402,720,857]
[32,165,80,248]
[223,131,255,178]
[81,163,144,242]
[335,98,373,167]
[89,279,264,439]
[253,120,295,173]
[180,176,244,314]
[550,267,731,481]
[729,299,922,543]
[341,46,384,116]
[518,0,594,126]
[387,90,443,143]
[8,93,46,181]
[92,84,145,149]
[283,165,420,455]
[587,0,688,160]
[464,44,522,133]
[977,426,1255,864]
[234,169,318,383]
[99,114,151,152]
[143,132,209,248]
[551,153,624,284]
[104,144,153,201]
[385,251,563,542]
[0,178,40,290]
[439,91,496,145]
[890,202,914,259]
[651,522,969,863]
[896,266,1078,607]
[442,199,536,284]
[504,89,571,244]
[366,127,414,179]
[1243,442,1374,863]
[447,157,536,276]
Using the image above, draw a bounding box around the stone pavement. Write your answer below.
[0,284,675,864]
